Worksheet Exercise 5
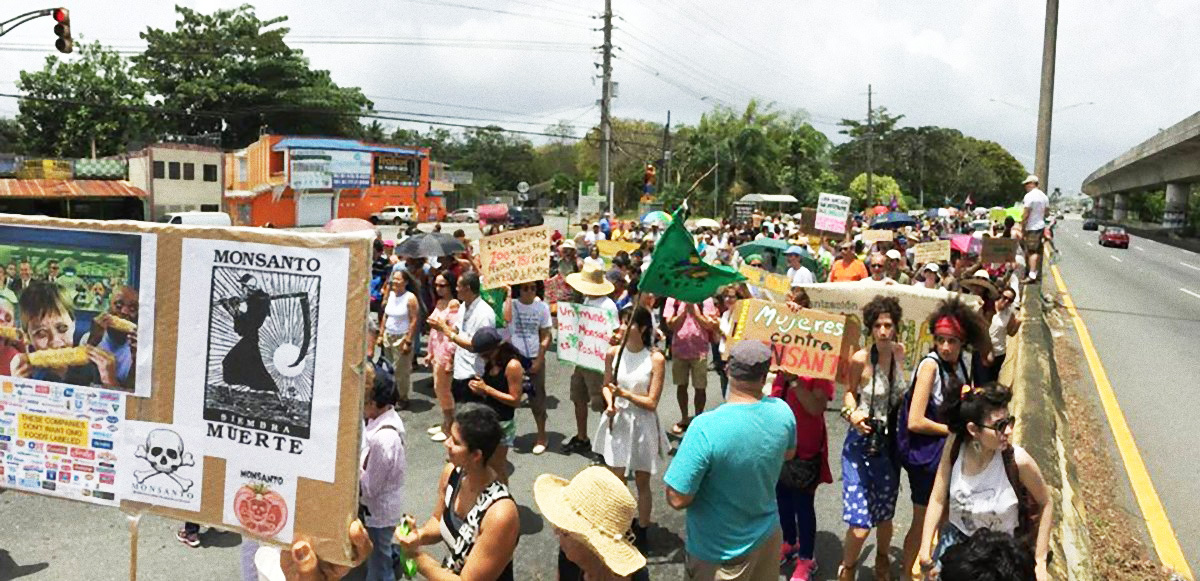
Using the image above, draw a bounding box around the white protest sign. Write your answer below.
[117,421,205,512]
[555,302,618,373]
[816,193,851,234]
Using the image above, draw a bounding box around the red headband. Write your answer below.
[933,316,966,340]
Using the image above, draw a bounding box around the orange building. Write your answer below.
[224,135,445,227]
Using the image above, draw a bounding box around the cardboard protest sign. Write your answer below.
[739,264,792,295]
[796,282,980,372]
[544,273,574,304]
[555,302,618,373]
[730,299,847,381]
[913,240,951,264]
[799,208,816,234]
[596,240,639,258]
[478,226,551,290]
[816,193,851,234]
[0,213,369,566]
[862,229,894,245]
[980,237,1017,264]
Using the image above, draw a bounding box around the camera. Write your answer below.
[864,418,890,457]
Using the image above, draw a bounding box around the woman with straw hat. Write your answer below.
[535,466,649,581]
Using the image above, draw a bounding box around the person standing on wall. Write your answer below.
[1019,175,1049,285]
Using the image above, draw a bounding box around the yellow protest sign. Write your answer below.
[913,240,951,264]
[862,229,894,245]
[989,208,1007,222]
[730,299,848,381]
[19,413,89,447]
[739,265,793,294]
[596,240,639,258]
[478,226,552,289]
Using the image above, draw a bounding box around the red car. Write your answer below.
[1099,226,1129,248]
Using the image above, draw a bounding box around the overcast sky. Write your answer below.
[0,0,1196,194]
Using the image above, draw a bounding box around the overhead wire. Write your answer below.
[394,0,590,28]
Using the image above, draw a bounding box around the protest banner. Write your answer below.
[913,240,951,264]
[989,208,1007,222]
[739,264,792,295]
[0,213,369,566]
[862,229,894,245]
[730,299,847,381]
[555,302,618,373]
[980,237,1018,264]
[596,239,639,258]
[478,226,551,289]
[816,193,851,234]
[796,282,980,371]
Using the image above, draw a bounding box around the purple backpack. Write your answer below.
[896,353,968,472]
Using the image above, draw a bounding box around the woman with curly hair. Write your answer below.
[835,296,906,581]
[897,298,991,580]
[918,383,1053,581]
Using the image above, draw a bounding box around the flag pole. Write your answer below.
[607,292,639,431]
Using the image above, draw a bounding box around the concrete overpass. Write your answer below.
[1081,110,1200,228]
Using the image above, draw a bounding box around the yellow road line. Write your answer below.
[1050,264,1194,580]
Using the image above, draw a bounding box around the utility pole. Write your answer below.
[598,0,613,213]
[865,84,874,205]
[1034,0,1058,188]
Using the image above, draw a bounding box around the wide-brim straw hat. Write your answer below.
[534,467,646,576]
[566,263,615,296]
[960,270,1000,299]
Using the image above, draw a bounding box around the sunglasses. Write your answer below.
[981,417,1016,433]
[870,263,885,269]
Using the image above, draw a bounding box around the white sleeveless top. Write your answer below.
[948,445,1021,536]
[384,291,413,335]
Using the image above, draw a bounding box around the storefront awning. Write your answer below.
[0,179,146,198]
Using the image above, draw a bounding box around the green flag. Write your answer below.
[639,203,745,303]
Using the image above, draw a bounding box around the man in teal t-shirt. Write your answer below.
[664,341,796,580]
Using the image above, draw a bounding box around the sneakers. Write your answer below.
[562,436,591,455]
[426,425,442,435]
[780,542,797,563]
[791,559,816,581]
[430,430,448,442]
[531,443,547,455]
[176,527,200,548]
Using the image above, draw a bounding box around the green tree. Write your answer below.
[849,173,906,210]
[133,4,371,148]
[0,118,23,152]
[16,42,153,157]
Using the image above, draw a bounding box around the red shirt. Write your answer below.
[770,374,835,486]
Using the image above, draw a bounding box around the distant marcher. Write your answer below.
[502,281,553,454]
[360,362,407,581]
[663,296,720,435]
[460,328,524,484]
[423,272,460,442]
[829,242,869,282]
[664,341,796,581]
[562,264,620,456]
[381,270,420,409]
[1019,175,1049,284]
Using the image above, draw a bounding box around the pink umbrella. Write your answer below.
[870,205,889,216]
[322,218,377,233]
[948,234,981,255]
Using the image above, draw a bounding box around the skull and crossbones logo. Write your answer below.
[134,429,195,493]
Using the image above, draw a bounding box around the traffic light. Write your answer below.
[52,8,71,54]
[643,163,656,193]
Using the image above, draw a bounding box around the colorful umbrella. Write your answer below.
[322,218,376,233]
[948,234,981,255]
[871,212,917,229]
[869,205,889,216]
[641,211,673,226]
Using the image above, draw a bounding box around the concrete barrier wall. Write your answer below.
[1007,284,1095,580]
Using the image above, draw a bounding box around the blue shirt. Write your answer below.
[663,397,796,562]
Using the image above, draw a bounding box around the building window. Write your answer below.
[183,163,195,180]
[203,164,218,182]
[168,162,181,180]
[238,158,249,182]
[200,204,219,212]
[153,161,165,179]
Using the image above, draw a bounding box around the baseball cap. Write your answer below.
[471,327,504,353]
[1023,174,1039,185]
[560,239,576,250]
[885,249,902,260]
[727,341,772,381]
[923,263,941,273]
[785,245,805,256]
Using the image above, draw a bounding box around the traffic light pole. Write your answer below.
[0,8,55,37]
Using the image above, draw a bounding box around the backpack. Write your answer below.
[896,352,969,472]
[948,438,1042,551]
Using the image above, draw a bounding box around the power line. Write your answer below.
[395,0,589,27]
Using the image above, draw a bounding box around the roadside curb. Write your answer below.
[1009,280,1095,581]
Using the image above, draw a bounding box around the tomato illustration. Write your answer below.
[233,483,288,537]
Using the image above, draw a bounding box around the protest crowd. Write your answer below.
[178,176,1059,581]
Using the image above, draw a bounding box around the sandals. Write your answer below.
[874,554,891,581]
[837,563,857,581]
[670,420,690,435]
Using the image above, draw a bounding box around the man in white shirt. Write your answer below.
[864,253,895,285]
[1020,174,1049,284]
[430,271,496,407]
[360,362,407,581]
[784,246,814,287]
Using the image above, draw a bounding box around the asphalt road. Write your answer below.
[0,351,919,581]
[1052,217,1200,573]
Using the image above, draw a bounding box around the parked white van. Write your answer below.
[160,211,233,226]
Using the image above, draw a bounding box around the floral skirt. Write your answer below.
[841,430,901,528]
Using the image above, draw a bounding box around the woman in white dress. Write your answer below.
[593,306,667,551]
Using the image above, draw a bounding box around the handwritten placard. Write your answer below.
[479,226,551,289]
[980,237,1017,264]
[596,239,639,258]
[816,193,850,234]
[989,208,1008,222]
[913,240,951,264]
[556,302,618,372]
[730,299,847,380]
[738,264,792,295]
[862,229,894,245]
